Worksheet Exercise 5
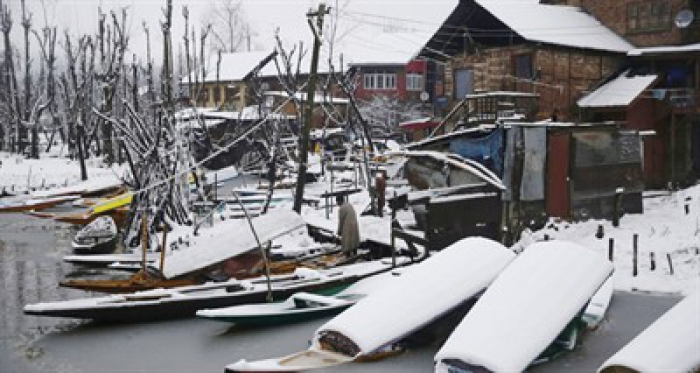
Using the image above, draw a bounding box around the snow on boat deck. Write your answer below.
[599,289,700,373]
[435,240,614,373]
[161,210,305,279]
[314,237,515,356]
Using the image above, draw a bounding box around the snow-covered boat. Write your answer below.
[226,237,516,372]
[599,289,700,373]
[434,240,613,373]
[24,259,399,323]
[0,194,81,213]
[71,215,118,255]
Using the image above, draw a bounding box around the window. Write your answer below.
[406,73,423,91]
[628,2,671,33]
[363,71,398,90]
[515,54,534,79]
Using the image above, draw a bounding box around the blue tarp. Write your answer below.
[448,127,504,175]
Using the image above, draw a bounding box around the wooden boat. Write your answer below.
[23,259,399,323]
[196,269,399,326]
[197,292,362,326]
[581,276,613,330]
[71,216,119,255]
[58,210,307,293]
[27,192,132,227]
[599,289,700,373]
[160,209,306,280]
[226,237,516,372]
[60,272,198,294]
[434,240,613,373]
[63,252,159,267]
[0,194,80,213]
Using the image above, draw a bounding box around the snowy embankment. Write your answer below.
[0,152,125,194]
[517,185,700,296]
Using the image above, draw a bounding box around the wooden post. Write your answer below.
[613,189,623,227]
[292,3,329,213]
[632,234,638,277]
[141,211,149,277]
[325,191,329,220]
[685,204,690,215]
[231,192,274,302]
[667,253,674,275]
[608,238,614,262]
[390,191,397,268]
[596,224,604,239]
[159,223,168,274]
[650,252,656,271]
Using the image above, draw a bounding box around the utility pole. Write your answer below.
[293,3,329,213]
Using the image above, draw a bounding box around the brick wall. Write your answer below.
[445,45,623,121]
[549,0,699,47]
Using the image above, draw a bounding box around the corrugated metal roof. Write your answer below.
[578,70,657,108]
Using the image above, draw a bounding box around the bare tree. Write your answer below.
[93,7,129,164]
[207,0,254,53]
[1,0,22,153]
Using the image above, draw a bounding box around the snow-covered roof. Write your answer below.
[578,70,658,108]
[342,32,433,66]
[182,50,276,84]
[628,42,700,56]
[465,91,539,99]
[264,91,349,104]
[476,1,634,53]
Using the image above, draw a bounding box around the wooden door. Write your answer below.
[546,131,570,218]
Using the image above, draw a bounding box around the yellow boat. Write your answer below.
[92,192,133,214]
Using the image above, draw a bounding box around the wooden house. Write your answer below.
[419,0,634,124]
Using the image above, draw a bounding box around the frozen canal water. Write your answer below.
[0,212,682,373]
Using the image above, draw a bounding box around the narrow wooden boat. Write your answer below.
[0,194,80,213]
[24,259,398,323]
[434,240,613,373]
[226,237,516,372]
[197,292,362,326]
[60,272,198,294]
[63,252,159,266]
[71,216,118,255]
[599,289,700,373]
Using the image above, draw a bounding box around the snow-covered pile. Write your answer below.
[314,237,515,356]
[517,185,700,295]
[0,152,125,194]
[435,241,613,372]
[599,289,700,373]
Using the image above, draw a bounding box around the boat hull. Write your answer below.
[24,261,395,323]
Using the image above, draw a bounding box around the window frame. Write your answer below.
[406,73,423,91]
[363,70,398,91]
[627,1,672,33]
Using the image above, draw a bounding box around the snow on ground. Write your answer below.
[516,185,700,296]
[0,152,125,195]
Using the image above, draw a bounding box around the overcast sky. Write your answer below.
[9,0,461,65]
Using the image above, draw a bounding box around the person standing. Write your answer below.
[336,194,360,258]
[374,172,386,217]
